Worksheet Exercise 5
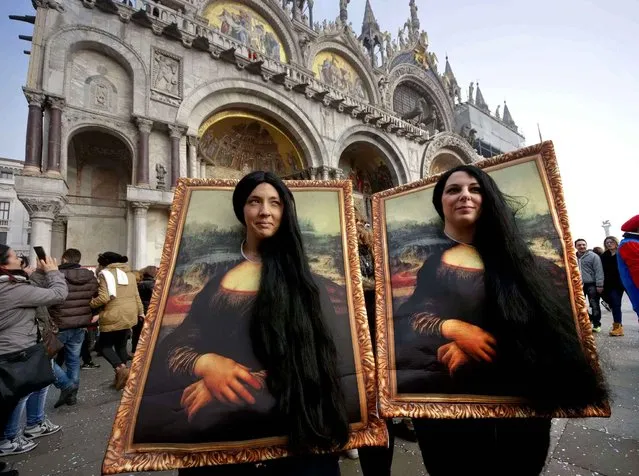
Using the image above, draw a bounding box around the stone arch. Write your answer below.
[199,0,302,64]
[65,127,133,260]
[177,78,328,168]
[386,64,454,132]
[43,25,149,116]
[306,39,380,105]
[333,125,409,186]
[421,132,480,178]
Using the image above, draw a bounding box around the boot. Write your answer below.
[114,366,130,391]
[609,323,624,336]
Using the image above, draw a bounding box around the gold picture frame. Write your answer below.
[371,141,610,419]
[102,179,386,474]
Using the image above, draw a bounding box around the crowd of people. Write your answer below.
[0,247,157,475]
[575,215,639,336]
[0,166,637,475]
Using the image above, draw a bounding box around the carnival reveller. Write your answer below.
[394,165,607,475]
[137,171,350,475]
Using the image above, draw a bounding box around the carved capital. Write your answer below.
[23,88,45,107]
[131,201,151,214]
[135,117,153,134]
[46,96,66,111]
[186,135,199,148]
[20,197,64,220]
[168,124,187,139]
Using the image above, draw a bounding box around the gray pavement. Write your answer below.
[2,297,638,475]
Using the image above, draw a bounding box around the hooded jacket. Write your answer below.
[49,263,99,330]
[90,263,144,333]
[0,270,68,354]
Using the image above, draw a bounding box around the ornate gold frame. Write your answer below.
[371,141,610,419]
[102,179,386,474]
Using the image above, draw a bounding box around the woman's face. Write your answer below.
[3,249,23,270]
[441,171,483,230]
[243,183,283,243]
[604,238,617,251]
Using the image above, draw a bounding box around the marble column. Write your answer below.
[187,136,198,178]
[321,166,330,181]
[132,201,150,270]
[168,125,185,189]
[23,89,45,175]
[45,96,65,176]
[50,217,67,261]
[20,198,63,265]
[309,167,318,180]
[136,118,153,186]
[200,159,207,179]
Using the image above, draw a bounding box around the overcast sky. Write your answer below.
[1,0,636,246]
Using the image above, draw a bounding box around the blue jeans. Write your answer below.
[3,385,50,440]
[608,288,624,324]
[53,328,85,391]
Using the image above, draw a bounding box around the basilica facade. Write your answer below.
[16,0,524,268]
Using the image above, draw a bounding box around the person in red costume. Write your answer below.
[617,215,639,318]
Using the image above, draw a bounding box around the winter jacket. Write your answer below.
[137,277,155,314]
[0,270,68,355]
[48,263,99,330]
[577,250,604,287]
[618,232,639,313]
[90,263,143,333]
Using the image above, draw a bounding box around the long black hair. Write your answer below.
[433,165,608,412]
[232,171,349,451]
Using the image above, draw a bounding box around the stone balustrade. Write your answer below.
[113,0,430,142]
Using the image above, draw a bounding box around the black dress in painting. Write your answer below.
[134,259,360,444]
[394,239,569,397]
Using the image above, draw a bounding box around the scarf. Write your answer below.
[99,268,129,298]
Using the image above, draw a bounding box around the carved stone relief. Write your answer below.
[151,48,183,106]
[85,73,118,113]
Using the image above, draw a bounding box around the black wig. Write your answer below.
[232,171,349,451]
[433,165,607,412]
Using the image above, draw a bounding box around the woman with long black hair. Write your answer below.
[393,165,607,475]
[137,171,351,475]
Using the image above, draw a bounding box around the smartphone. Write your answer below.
[33,246,46,261]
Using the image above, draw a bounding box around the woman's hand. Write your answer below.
[193,353,263,406]
[37,256,58,273]
[440,319,497,362]
[437,342,470,375]
[181,380,214,421]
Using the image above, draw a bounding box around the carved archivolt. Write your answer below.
[386,64,453,131]
[421,132,480,177]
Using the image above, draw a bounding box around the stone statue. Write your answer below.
[495,105,501,120]
[384,32,393,63]
[468,82,475,105]
[339,0,350,23]
[398,27,406,49]
[156,163,167,190]
[410,0,420,32]
[402,97,429,123]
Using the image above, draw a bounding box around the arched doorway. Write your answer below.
[429,150,465,175]
[66,129,132,263]
[338,142,396,219]
[197,110,305,178]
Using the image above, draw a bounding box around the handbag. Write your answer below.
[43,330,64,359]
[0,342,55,402]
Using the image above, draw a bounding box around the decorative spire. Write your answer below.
[442,56,462,105]
[444,56,455,81]
[502,101,517,129]
[409,0,420,33]
[339,0,350,24]
[359,0,384,65]
[474,82,489,112]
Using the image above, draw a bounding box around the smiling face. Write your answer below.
[576,240,588,254]
[243,182,283,243]
[441,171,483,231]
